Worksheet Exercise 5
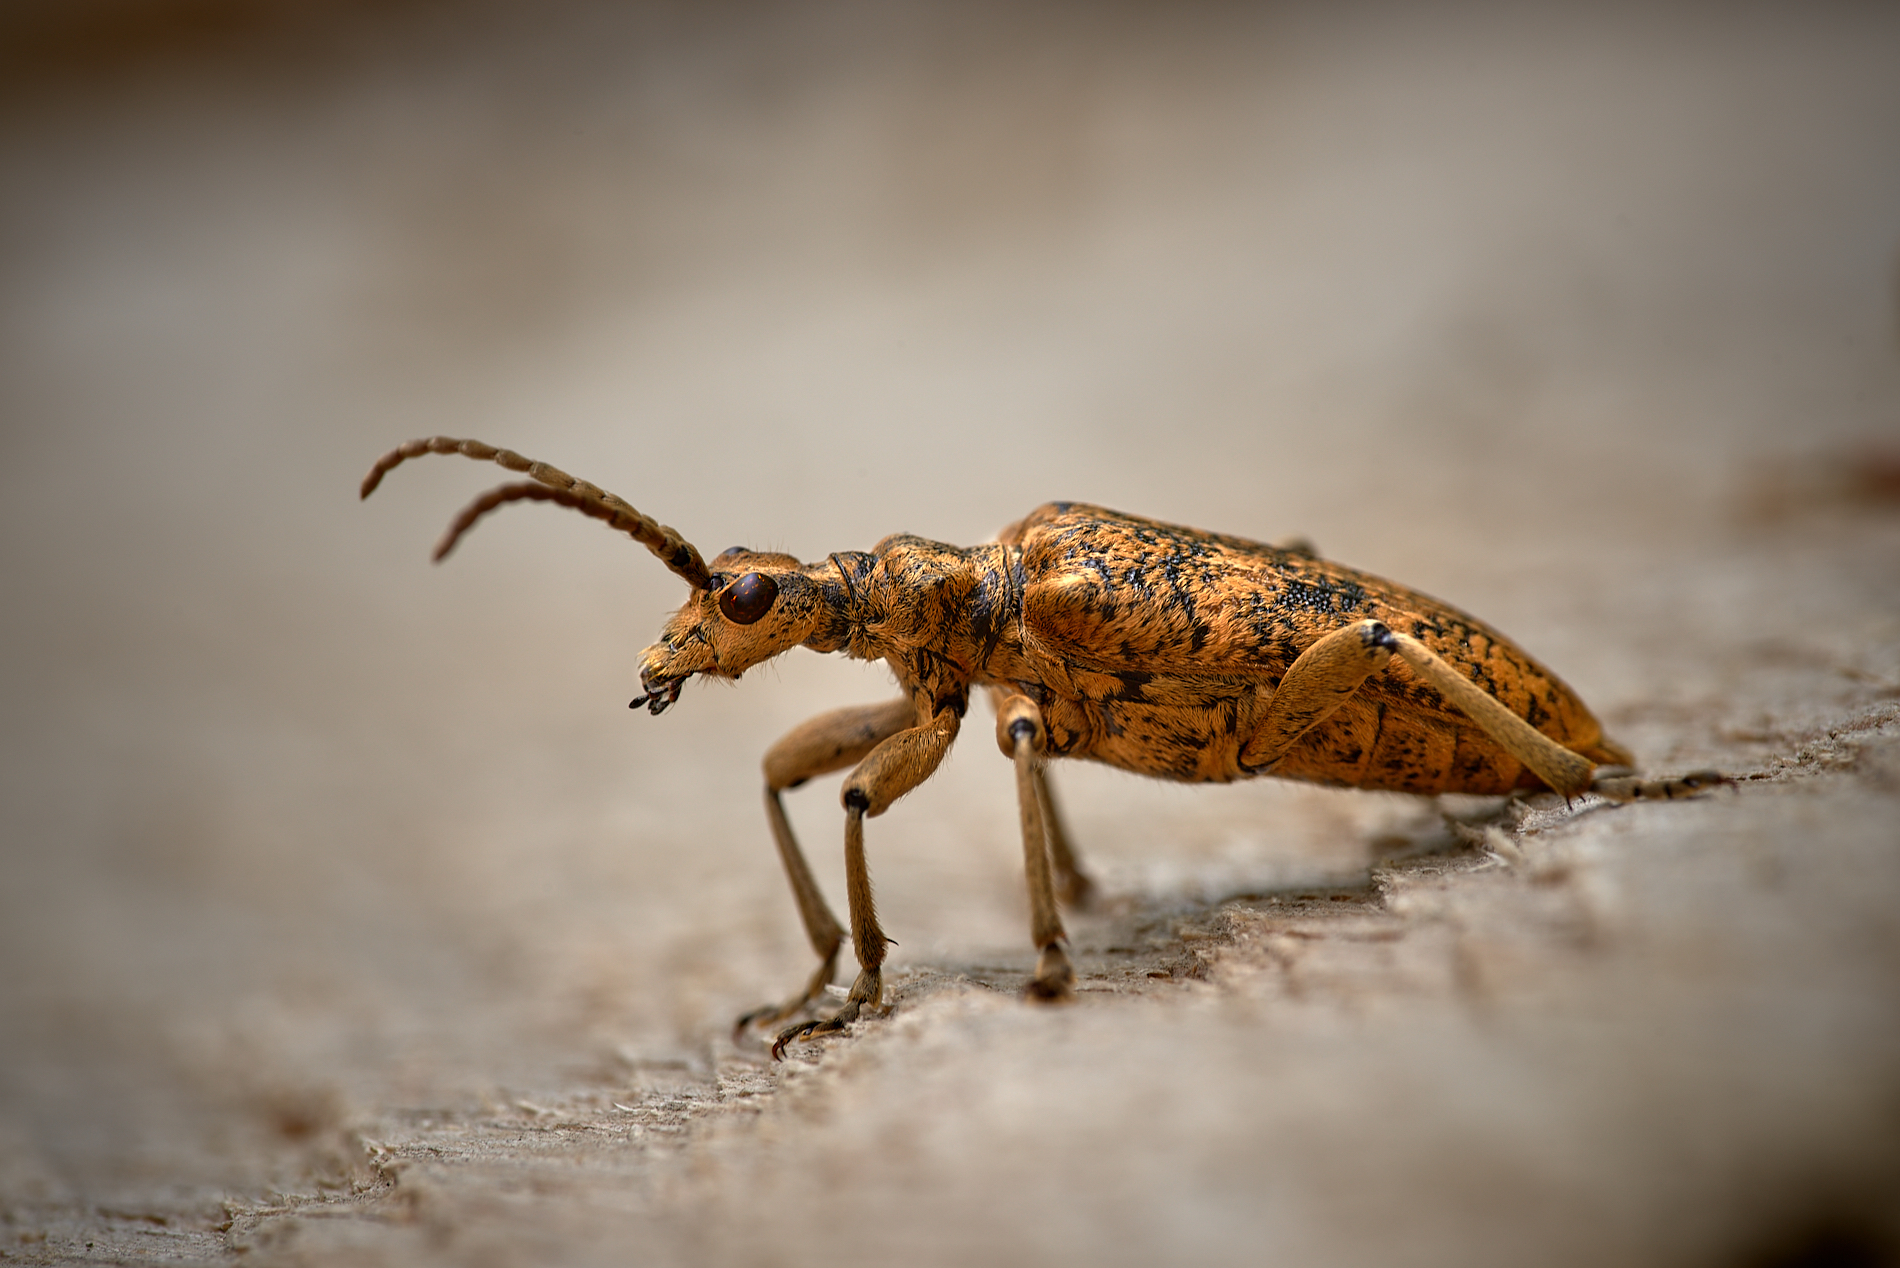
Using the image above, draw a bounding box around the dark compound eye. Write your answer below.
[718,571,778,625]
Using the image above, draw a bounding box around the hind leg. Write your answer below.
[1241,620,1724,801]
[1587,768,1733,801]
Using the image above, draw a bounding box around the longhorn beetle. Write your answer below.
[361,437,1724,1058]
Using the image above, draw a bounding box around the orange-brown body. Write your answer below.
[636,501,1627,798]
[1001,503,1623,793]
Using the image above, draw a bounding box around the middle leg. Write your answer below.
[1034,765,1095,909]
[984,685,1093,908]
[996,694,1076,1001]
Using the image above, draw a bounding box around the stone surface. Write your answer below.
[2,4,1897,1265]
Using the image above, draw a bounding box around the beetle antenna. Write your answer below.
[361,436,712,589]
[432,481,666,564]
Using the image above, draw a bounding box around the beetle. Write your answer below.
[361,436,1723,1057]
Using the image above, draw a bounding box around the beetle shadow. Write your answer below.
[884,791,1536,1004]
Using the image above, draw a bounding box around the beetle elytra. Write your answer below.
[362,437,1724,1057]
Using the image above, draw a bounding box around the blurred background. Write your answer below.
[1,0,1897,1255]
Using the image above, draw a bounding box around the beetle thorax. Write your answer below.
[841,536,1023,687]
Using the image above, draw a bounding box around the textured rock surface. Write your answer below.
[2,4,1897,1265]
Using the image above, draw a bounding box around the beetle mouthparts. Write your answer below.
[629,676,686,716]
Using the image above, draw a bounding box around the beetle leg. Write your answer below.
[1034,765,1095,908]
[995,695,1076,1001]
[1588,768,1734,802]
[1244,622,1719,802]
[1243,620,1601,797]
[983,686,1093,908]
[1240,620,1396,771]
[735,697,916,1040]
[1384,631,1597,797]
[773,704,963,1058]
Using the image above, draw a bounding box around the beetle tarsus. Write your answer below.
[733,947,842,1042]
[1589,767,1733,803]
[772,968,880,1059]
[1026,943,1076,1002]
[771,1012,851,1061]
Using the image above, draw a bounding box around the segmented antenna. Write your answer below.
[360,436,712,589]
[430,481,621,562]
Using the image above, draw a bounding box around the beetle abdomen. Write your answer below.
[1002,502,1624,795]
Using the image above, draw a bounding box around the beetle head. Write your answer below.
[631,548,833,714]
[366,437,804,717]
[360,438,861,716]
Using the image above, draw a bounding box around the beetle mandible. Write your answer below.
[361,436,1723,1057]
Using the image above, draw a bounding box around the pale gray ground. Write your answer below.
[2,3,1898,1265]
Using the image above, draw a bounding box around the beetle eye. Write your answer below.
[718,572,778,625]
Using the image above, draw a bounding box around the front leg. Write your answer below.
[735,698,916,1038]
[773,703,963,1058]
